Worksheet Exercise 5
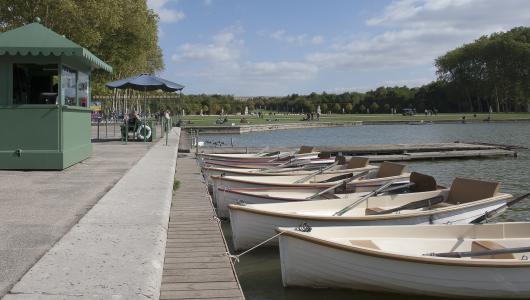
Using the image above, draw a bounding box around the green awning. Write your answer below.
[0,22,112,73]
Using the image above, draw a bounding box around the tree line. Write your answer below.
[177,27,529,115]
[1,3,527,114]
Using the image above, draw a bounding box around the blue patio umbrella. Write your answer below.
[106,74,185,143]
[106,73,184,92]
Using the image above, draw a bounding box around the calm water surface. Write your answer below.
[203,123,530,300]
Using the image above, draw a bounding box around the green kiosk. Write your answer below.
[0,21,112,170]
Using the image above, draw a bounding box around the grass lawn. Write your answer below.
[180,113,530,127]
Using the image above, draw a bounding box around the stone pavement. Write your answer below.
[2,129,180,299]
[0,141,151,297]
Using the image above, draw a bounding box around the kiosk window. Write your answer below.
[12,64,59,104]
[62,66,77,106]
[77,72,89,107]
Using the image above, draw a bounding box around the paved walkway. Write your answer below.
[4,129,180,299]
[160,155,244,300]
[0,141,151,297]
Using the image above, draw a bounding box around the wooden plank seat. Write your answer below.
[350,240,380,250]
[471,240,515,259]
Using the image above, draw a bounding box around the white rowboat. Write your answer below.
[229,177,511,250]
[213,162,409,207]
[277,222,530,298]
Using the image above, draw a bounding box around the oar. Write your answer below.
[369,195,444,215]
[258,158,298,172]
[293,162,339,183]
[257,158,315,173]
[373,182,415,195]
[270,151,294,161]
[306,170,370,200]
[428,246,530,258]
[470,192,530,224]
[333,180,395,216]
[255,146,270,156]
[254,166,306,174]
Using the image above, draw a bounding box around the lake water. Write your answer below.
[203,123,530,300]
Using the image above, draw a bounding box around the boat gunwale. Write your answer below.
[276,223,530,267]
[212,173,411,188]
[202,165,377,176]
[229,193,512,221]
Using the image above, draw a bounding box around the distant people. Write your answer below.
[461,115,466,124]
[316,112,321,121]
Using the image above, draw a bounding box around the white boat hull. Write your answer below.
[212,174,409,205]
[279,230,530,298]
[230,200,506,251]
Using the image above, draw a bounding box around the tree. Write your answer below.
[332,103,341,113]
[345,103,353,113]
[370,102,379,113]
[0,0,164,94]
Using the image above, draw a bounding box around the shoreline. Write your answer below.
[182,118,530,134]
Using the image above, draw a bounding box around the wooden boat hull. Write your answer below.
[201,156,332,170]
[229,192,510,250]
[202,159,343,186]
[198,152,320,166]
[278,223,530,298]
[216,188,368,219]
[212,173,410,205]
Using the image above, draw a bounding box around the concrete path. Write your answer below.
[0,141,151,297]
[3,128,181,299]
[160,155,244,300]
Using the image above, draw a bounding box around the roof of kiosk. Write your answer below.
[0,22,112,72]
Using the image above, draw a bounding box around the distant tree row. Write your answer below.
[175,27,529,115]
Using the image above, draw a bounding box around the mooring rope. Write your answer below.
[226,222,312,263]
[227,231,285,263]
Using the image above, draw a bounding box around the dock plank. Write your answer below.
[161,155,244,300]
[197,142,517,161]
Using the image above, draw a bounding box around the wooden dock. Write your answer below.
[161,154,244,300]
[197,142,517,161]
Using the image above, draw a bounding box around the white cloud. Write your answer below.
[147,0,185,23]
[203,0,213,6]
[172,26,244,62]
[243,61,318,80]
[166,0,530,95]
[268,29,325,46]
[311,35,325,45]
[307,0,530,71]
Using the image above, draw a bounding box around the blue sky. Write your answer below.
[148,0,530,96]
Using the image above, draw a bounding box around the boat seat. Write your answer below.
[318,152,332,159]
[376,162,407,178]
[471,240,515,259]
[365,207,385,215]
[336,155,347,165]
[446,178,500,204]
[298,146,314,154]
[350,240,380,250]
[345,157,370,169]
[320,193,340,199]
[410,172,438,192]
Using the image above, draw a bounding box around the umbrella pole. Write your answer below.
[144,89,147,143]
